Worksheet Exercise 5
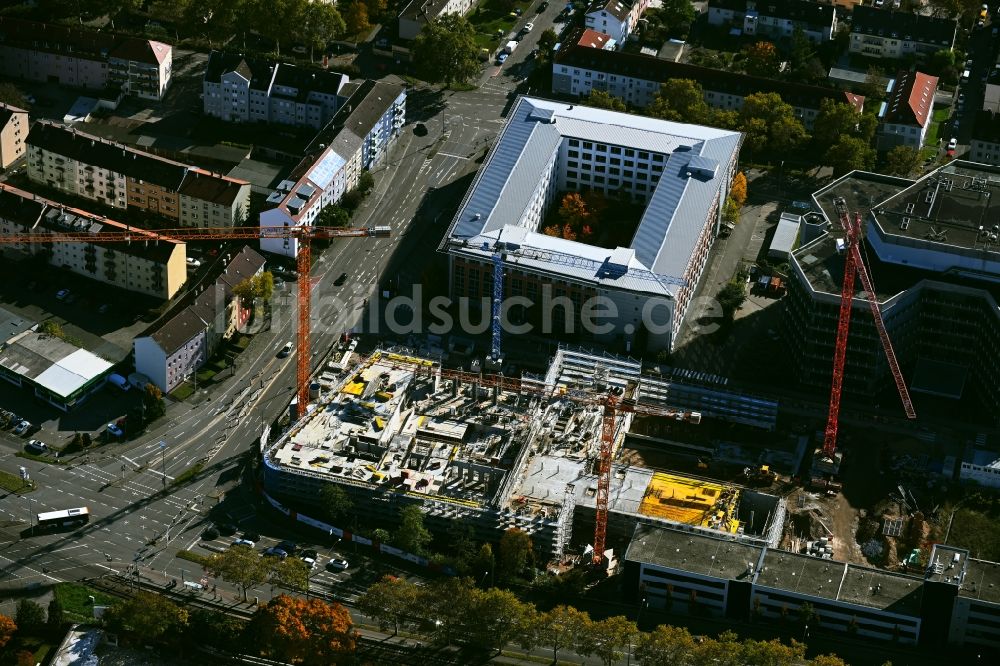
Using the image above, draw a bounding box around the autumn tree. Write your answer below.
[143,382,166,420]
[358,575,420,635]
[826,135,876,176]
[558,192,592,238]
[730,172,748,208]
[0,615,15,649]
[743,41,780,78]
[497,528,535,584]
[634,624,697,665]
[586,90,628,112]
[412,14,480,86]
[810,655,849,666]
[394,505,432,555]
[248,594,355,664]
[578,615,637,666]
[884,145,921,177]
[104,592,188,641]
[343,0,371,35]
[205,544,272,601]
[532,605,590,663]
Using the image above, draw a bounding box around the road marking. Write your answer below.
[435,152,468,160]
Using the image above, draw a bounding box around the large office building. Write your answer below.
[0,184,187,300]
[260,80,405,257]
[202,52,350,129]
[441,96,742,353]
[0,17,172,100]
[781,164,1000,422]
[27,122,251,227]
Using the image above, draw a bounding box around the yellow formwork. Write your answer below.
[638,471,741,533]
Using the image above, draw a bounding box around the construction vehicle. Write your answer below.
[0,206,388,416]
[818,199,915,478]
[744,464,776,487]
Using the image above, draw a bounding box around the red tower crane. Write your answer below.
[0,223,388,416]
[822,199,915,463]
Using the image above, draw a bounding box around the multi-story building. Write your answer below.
[781,165,1000,421]
[958,449,1000,488]
[707,0,838,42]
[584,0,650,48]
[551,41,864,129]
[0,102,28,170]
[441,96,742,353]
[260,80,406,257]
[398,0,477,40]
[0,184,186,300]
[969,110,1000,166]
[27,122,250,227]
[878,70,938,149]
[0,17,171,100]
[133,246,265,392]
[924,544,1000,649]
[201,52,350,129]
[849,6,957,60]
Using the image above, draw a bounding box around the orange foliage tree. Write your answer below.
[743,41,780,78]
[249,594,356,664]
[730,172,748,208]
[0,614,16,648]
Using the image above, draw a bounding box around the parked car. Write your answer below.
[523,22,535,32]
[217,522,238,536]
[948,137,959,151]
[278,342,293,358]
[334,272,348,286]
[496,52,508,65]
[25,440,48,454]
[326,558,349,571]
[55,288,70,301]
[276,540,298,556]
[232,538,256,548]
[242,531,261,542]
[13,420,31,436]
[201,526,220,540]
[106,422,124,437]
[538,1,549,10]
[263,547,288,559]
[186,258,202,268]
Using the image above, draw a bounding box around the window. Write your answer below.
[610,146,622,154]
[583,142,593,149]
[594,175,605,184]
[624,149,635,157]
[569,139,579,147]
[653,154,665,162]
[567,160,579,169]
[595,155,606,163]
[568,150,579,158]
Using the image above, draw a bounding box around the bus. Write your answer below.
[36,507,89,531]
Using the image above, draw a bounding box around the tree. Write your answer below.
[788,27,815,78]
[394,505,431,555]
[0,83,28,109]
[318,205,351,228]
[559,192,592,232]
[586,90,627,112]
[578,615,637,666]
[205,544,272,601]
[269,557,311,594]
[302,1,346,61]
[743,41,780,78]
[723,197,741,225]
[253,0,307,55]
[740,638,807,665]
[15,600,45,633]
[248,594,355,664]
[358,170,375,193]
[343,0,370,34]
[716,281,746,320]
[861,66,888,102]
[826,135,876,176]
[730,172,748,208]
[928,0,962,16]
[362,0,388,21]
[740,92,808,154]
[357,575,420,635]
[39,321,66,339]
[538,28,558,54]
[472,542,495,585]
[497,528,534,584]
[47,597,64,634]
[533,605,590,664]
[813,99,870,152]
[0,615,15,648]
[412,14,480,86]
[647,79,709,124]
[319,484,353,523]
[469,588,535,654]
[104,592,188,641]
[417,577,478,644]
[233,272,274,302]
[143,383,166,421]
[635,624,697,665]
[884,145,921,176]
[657,0,696,36]
[810,655,849,666]
[184,609,247,654]
[372,527,391,543]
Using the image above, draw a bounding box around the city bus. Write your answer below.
[35,507,90,531]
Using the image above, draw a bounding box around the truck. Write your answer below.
[505,40,518,54]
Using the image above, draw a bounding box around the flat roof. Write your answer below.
[625,523,763,583]
[838,565,924,616]
[960,558,1000,605]
[0,330,111,398]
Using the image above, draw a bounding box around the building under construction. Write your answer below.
[263,346,785,558]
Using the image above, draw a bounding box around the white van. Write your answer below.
[962,69,971,83]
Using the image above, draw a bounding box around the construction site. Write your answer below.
[262,346,786,563]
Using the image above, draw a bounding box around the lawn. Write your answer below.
[948,507,1000,561]
[53,582,117,623]
[468,0,532,51]
[170,382,195,401]
[0,468,36,494]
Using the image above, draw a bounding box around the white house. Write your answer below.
[584,0,650,48]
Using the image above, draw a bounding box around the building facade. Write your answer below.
[260,80,406,257]
[878,70,938,149]
[849,6,957,60]
[0,184,187,300]
[0,102,28,170]
[970,110,1000,166]
[707,0,837,42]
[0,17,171,100]
[584,0,650,47]
[398,0,477,40]
[27,122,250,227]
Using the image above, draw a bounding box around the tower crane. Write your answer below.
[0,222,388,416]
[821,198,915,469]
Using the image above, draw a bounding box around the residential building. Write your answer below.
[0,183,187,300]
[552,42,864,129]
[781,166,1000,422]
[969,110,1000,166]
[707,0,838,42]
[134,246,265,392]
[441,96,742,353]
[0,17,172,100]
[0,307,113,411]
[584,0,650,47]
[260,80,406,257]
[26,122,250,227]
[925,544,1000,649]
[577,28,616,50]
[878,70,938,149]
[202,52,350,129]
[849,6,957,60]
[398,0,477,40]
[0,102,28,170]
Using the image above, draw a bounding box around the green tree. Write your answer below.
[743,40,780,78]
[319,484,353,523]
[417,577,477,645]
[254,0,308,55]
[538,28,558,54]
[648,79,709,124]
[358,170,375,192]
[302,1,346,61]
[394,505,431,555]
[884,145,921,176]
[635,624,697,665]
[447,522,477,569]
[104,591,188,641]
[813,99,871,152]
[357,575,420,635]
[716,281,746,320]
[318,205,351,228]
[533,605,590,664]
[469,588,535,654]
[143,383,166,421]
[586,89,628,112]
[472,542,496,585]
[740,92,808,154]
[269,557,311,594]
[928,0,962,16]
[15,600,45,633]
[861,66,888,102]
[811,654,849,666]
[497,528,534,584]
[578,615,637,666]
[412,14,480,86]
[372,527,391,543]
[362,0,387,21]
[185,609,248,654]
[205,544,272,601]
[657,0,696,36]
[740,637,807,665]
[47,597,64,634]
[826,135,876,176]
[0,83,28,109]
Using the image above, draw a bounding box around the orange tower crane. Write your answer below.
[0,224,389,416]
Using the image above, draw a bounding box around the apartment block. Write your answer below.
[0,17,171,100]
[552,41,864,130]
[260,80,406,257]
[878,70,938,149]
[398,0,477,40]
[969,110,1000,166]
[849,6,957,59]
[27,122,250,227]
[708,0,837,42]
[0,184,186,300]
[202,52,349,129]
[584,0,650,47]
[0,102,28,170]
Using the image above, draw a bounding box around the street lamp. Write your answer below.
[627,597,647,666]
[159,441,167,488]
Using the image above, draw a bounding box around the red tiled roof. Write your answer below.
[885,70,938,127]
[844,92,866,113]
[577,29,612,49]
